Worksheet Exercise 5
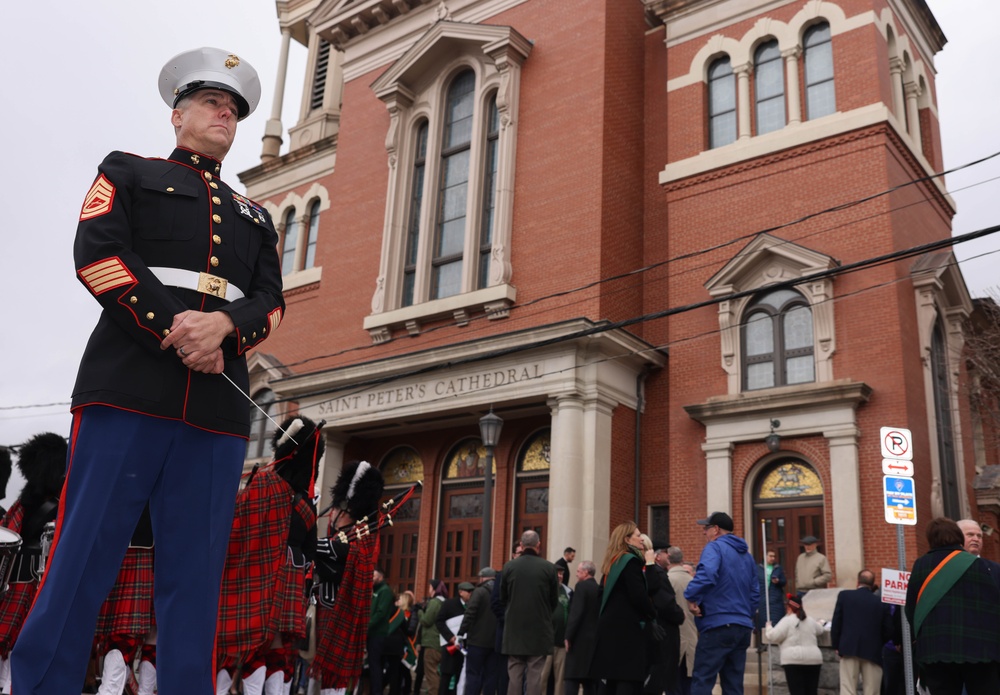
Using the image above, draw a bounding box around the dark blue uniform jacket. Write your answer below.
[71,147,284,437]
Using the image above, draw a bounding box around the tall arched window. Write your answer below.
[281,208,298,276]
[708,57,737,148]
[305,200,321,270]
[743,289,815,390]
[931,320,960,517]
[804,23,836,119]
[245,389,276,459]
[402,121,429,308]
[478,96,499,290]
[432,70,476,300]
[754,40,785,135]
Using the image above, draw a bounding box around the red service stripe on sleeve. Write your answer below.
[268,307,282,333]
[80,174,116,221]
[79,257,136,295]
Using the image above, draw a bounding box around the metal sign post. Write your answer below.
[881,426,915,695]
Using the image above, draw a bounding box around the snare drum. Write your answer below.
[0,527,23,595]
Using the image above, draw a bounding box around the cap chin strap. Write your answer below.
[173,80,250,119]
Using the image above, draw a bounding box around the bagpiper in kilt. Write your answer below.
[309,459,386,693]
[215,417,323,695]
[0,432,66,692]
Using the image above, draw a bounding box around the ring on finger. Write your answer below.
[179,346,187,356]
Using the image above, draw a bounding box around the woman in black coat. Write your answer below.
[589,522,657,695]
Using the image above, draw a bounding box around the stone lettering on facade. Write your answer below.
[315,363,544,418]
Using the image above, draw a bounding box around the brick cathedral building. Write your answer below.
[237,0,995,595]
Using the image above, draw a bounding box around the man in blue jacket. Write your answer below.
[684,512,760,695]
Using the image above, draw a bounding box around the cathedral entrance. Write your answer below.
[752,458,825,594]
[378,447,424,594]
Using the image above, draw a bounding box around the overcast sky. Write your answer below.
[0,0,996,508]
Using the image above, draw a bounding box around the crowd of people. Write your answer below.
[2,425,1000,695]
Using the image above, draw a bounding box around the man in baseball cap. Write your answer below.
[684,512,759,694]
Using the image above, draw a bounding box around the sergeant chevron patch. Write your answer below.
[268,307,282,333]
[80,174,116,221]
[79,256,135,295]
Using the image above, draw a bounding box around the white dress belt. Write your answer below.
[148,267,245,301]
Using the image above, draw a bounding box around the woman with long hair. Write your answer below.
[385,590,420,695]
[589,522,657,695]
[762,594,825,695]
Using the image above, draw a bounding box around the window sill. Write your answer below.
[363,283,517,344]
[282,266,322,291]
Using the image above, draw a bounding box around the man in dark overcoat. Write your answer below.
[460,568,499,695]
[491,541,523,695]
[563,561,599,695]
[500,530,559,695]
[830,569,892,695]
[646,546,685,695]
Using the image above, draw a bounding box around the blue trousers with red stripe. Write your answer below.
[10,406,244,695]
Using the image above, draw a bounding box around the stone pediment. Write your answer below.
[370,21,531,99]
[705,233,839,297]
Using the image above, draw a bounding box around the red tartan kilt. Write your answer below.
[0,581,37,657]
[271,554,308,638]
[95,546,154,636]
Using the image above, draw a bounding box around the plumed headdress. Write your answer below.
[330,460,384,521]
[0,446,11,502]
[16,432,67,510]
[271,416,326,496]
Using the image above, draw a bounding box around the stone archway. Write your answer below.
[752,458,825,594]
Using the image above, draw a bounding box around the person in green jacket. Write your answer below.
[419,579,450,695]
[369,568,395,695]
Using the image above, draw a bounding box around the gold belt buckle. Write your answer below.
[197,272,228,299]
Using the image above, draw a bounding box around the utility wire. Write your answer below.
[274,221,1000,405]
[273,148,1000,372]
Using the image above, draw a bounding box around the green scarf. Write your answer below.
[601,546,644,614]
[914,549,977,635]
[387,607,405,635]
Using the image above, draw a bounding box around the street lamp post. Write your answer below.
[479,409,503,570]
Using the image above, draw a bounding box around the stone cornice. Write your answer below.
[238,135,337,189]
[685,379,872,423]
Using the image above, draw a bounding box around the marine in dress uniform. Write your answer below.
[10,47,284,695]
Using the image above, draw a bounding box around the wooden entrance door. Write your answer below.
[380,491,421,595]
[514,478,548,552]
[755,506,824,594]
[437,487,483,598]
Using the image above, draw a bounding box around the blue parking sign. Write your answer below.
[884,475,916,525]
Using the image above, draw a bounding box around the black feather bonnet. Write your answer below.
[271,416,325,495]
[16,432,67,509]
[330,460,384,521]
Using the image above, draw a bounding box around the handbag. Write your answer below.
[645,619,666,642]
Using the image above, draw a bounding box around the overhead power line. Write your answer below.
[275,221,1000,406]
